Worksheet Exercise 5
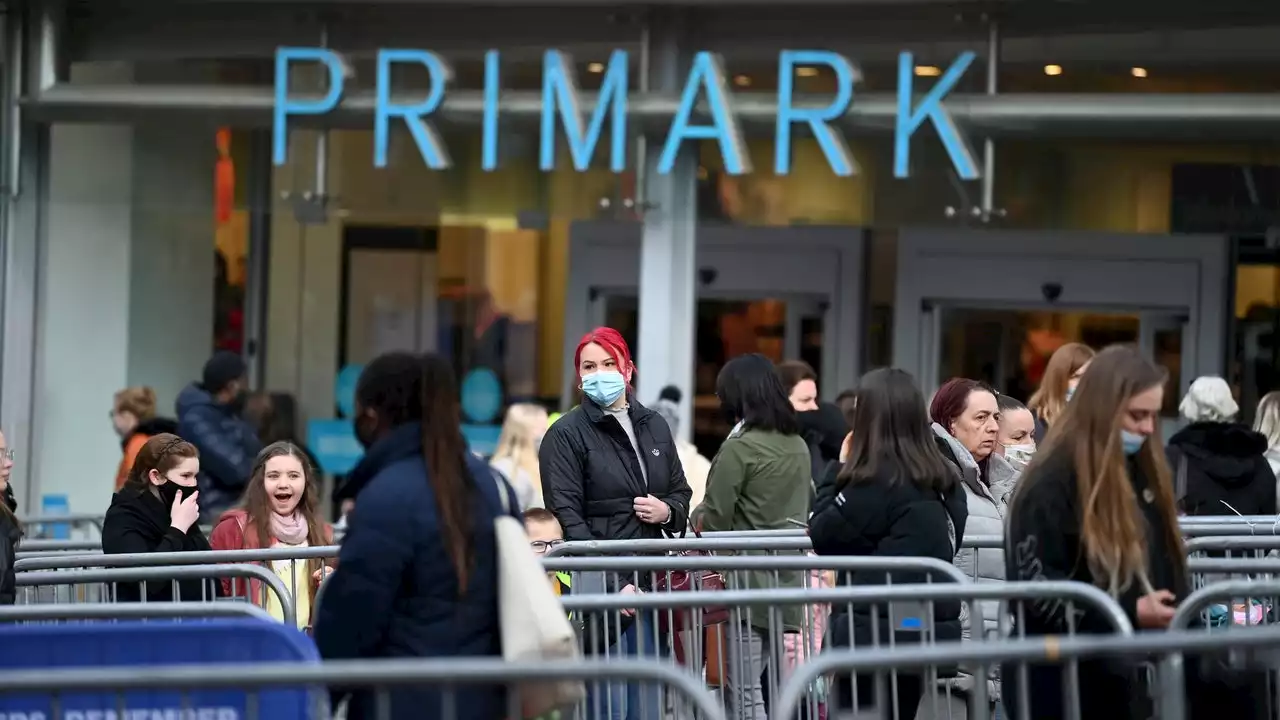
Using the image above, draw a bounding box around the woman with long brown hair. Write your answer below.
[1026,342,1095,443]
[314,352,519,720]
[1004,346,1253,720]
[210,441,333,628]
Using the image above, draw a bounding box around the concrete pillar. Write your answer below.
[35,62,214,514]
[634,12,698,441]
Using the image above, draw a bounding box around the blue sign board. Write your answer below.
[273,48,978,181]
[0,619,318,719]
[39,494,69,540]
[308,419,364,476]
[335,364,364,418]
[463,424,504,458]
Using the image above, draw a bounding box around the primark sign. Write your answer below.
[273,48,980,180]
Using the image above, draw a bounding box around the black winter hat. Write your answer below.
[201,351,247,394]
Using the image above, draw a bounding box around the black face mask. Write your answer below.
[154,479,194,507]
[228,390,248,414]
[155,480,195,508]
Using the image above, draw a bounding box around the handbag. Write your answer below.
[653,527,729,635]
[491,473,585,718]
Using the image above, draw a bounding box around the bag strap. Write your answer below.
[939,492,956,556]
[491,468,512,515]
[1175,455,1188,505]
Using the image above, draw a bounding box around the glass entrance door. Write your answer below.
[598,293,828,458]
[926,305,1189,437]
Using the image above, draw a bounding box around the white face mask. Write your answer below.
[1004,443,1036,468]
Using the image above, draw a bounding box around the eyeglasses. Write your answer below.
[530,540,564,553]
[0,450,13,462]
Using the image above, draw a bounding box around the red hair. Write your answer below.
[929,377,995,430]
[575,327,635,384]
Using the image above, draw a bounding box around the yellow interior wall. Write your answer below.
[1060,145,1280,233]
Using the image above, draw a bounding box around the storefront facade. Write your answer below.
[3,0,1279,515]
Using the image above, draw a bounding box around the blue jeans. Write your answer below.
[586,613,663,720]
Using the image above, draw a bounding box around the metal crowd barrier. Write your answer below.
[771,625,1280,720]
[16,539,102,553]
[0,658,725,720]
[552,564,1129,720]
[17,513,106,541]
[0,601,275,623]
[1186,535,1280,556]
[14,564,299,627]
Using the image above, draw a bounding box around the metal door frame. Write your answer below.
[895,228,1229,399]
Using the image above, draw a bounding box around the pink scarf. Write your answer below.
[270,511,309,546]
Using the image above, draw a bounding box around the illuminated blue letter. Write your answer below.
[374,49,451,169]
[540,50,628,172]
[775,50,859,176]
[895,51,978,180]
[273,47,344,166]
[482,50,500,171]
[658,53,748,175]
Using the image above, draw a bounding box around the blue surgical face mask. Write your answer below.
[1120,429,1146,456]
[582,370,626,407]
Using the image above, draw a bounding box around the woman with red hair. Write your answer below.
[539,326,692,720]
[927,377,1020,719]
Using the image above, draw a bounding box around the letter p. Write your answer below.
[273,47,345,166]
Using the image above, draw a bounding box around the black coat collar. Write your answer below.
[580,393,656,426]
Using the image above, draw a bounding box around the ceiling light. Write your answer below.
[1044,64,1063,76]
[1131,67,1148,78]
[915,66,942,77]
[733,74,751,87]
[797,67,819,78]
[587,62,604,74]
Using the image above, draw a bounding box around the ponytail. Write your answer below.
[420,355,474,595]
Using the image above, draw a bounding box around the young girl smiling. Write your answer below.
[210,441,333,629]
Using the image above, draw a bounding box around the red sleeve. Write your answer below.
[208,518,244,597]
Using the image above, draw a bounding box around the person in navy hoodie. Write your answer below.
[313,352,519,720]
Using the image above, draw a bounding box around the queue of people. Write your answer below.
[8,325,1280,720]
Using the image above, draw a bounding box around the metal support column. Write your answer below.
[0,2,52,512]
[634,9,697,440]
[977,18,1005,223]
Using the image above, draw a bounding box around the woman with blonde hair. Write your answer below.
[489,403,548,510]
[210,441,333,630]
[1026,342,1095,443]
[110,386,178,491]
[1004,346,1255,720]
[1254,391,1280,478]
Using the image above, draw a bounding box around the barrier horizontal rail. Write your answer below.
[774,625,1280,720]
[545,536,815,556]
[560,581,1133,633]
[0,658,726,720]
[16,539,102,552]
[1187,557,1280,575]
[0,601,275,622]
[543,553,971,584]
[14,545,340,572]
[15,564,298,627]
[1186,536,1280,553]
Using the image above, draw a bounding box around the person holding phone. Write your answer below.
[1003,346,1257,720]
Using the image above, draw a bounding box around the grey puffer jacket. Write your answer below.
[930,424,1019,704]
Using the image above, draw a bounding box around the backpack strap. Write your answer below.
[1172,448,1188,510]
